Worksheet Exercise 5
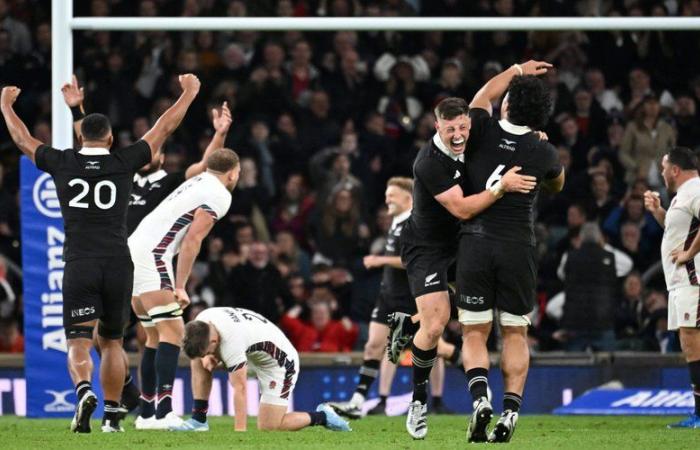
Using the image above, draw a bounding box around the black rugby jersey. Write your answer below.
[380,213,411,299]
[35,140,151,261]
[460,108,562,245]
[127,170,186,235]
[404,137,464,245]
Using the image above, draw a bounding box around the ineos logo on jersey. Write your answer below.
[460,294,485,305]
[33,173,62,218]
[499,138,516,152]
[71,306,95,318]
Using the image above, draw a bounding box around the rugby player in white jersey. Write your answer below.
[173,306,351,432]
[129,148,240,429]
[644,146,700,429]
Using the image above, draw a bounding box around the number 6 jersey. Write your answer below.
[460,108,562,246]
[34,141,151,261]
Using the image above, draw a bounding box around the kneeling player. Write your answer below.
[174,307,351,432]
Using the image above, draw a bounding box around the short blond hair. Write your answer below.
[387,176,413,193]
[206,148,239,173]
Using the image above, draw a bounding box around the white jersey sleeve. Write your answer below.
[195,308,247,370]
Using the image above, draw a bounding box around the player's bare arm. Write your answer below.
[435,166,537,220]
[363,255,404,269]
[541,169,565,194]
[142,73,201,159]
[229,365,248,431]
[644,190,666,227]
[61,74,85,141]
[469,60,552,115]
[185,101,233,179]
[0,86,44,163]
[174,208,216,309]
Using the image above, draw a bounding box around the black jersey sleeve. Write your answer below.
[468,107,492,141]
[415,155,459,197]
[542,142,563,179]
[34,145,63,174]
[120,140,152,172]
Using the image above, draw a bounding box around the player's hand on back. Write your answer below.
[61,74,84,107]
[212,101,233,134]
[174,287,191,309]
[520,60,553,76]
[643,190,661,213]
[501,166,537,194]
[534,130,549,141]
[0,86,20,109]
[179,73,201,95]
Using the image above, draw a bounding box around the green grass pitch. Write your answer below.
[0,415,697,449]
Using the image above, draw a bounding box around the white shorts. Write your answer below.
[130,243,174,296]
[668,285,700,330]
[254,351,300,407]
[457,308,531,327]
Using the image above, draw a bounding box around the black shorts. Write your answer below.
[370,292,417,325]
[456,235,536,316]
[63,256,134,337]
[401,238,455,299]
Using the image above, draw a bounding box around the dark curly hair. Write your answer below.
[505,75,552,130]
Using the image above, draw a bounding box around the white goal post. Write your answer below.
[51,0,700,149]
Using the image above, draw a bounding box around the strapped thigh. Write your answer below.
[147,303,183,323]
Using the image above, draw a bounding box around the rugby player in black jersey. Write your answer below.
[457,62,564,443]
[62,75,232,418]
[0,73,200,433]
[326,177,460,419]
[401,97,538,439]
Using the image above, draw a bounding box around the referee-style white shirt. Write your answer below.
[661,177,700,290]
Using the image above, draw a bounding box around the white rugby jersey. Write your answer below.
[195,307,298,372]
[661,177,700,290]
[129,172,231,258]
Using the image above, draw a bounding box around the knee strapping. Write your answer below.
[65,325,94,340]
[137,314,156,328]
[98,322,124,340]
[147,303,183,323]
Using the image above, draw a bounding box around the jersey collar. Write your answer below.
[677,176,700,195]
[498,119,532,135]
[79,147,110,155]
[432,133,465,163]
[391,210,411,229]
[133,169,168,187]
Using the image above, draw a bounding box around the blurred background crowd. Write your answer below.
[2,0,700,355]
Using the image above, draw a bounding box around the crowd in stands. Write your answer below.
[2,0,700,354]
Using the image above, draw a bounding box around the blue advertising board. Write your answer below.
[20,157,102,417]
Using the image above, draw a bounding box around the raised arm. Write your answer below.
[174,208,216,308]
[61,74,85,142]
[142,73,201,159]
[185,101,232,179]
[436,166,537,220]
[363,255,403,270]
[470,60,552,115]
[0,87,44,162]
[643,190,666,227]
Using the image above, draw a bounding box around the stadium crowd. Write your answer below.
[2,0,700,354]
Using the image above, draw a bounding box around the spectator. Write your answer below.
[271,173,315,249]
[603,194,663,255]
[674,93,700,149]
[0,255,16,319]
[584,67,623,114]
[0,318,22,353]
[560,223,619,351]
[272,230,312,280]
[280,302,359,352]
[228,158,271,240]
[227,242,288,323]
[310,187,370,270]
[588,172,617,223]
[619,94,676,186]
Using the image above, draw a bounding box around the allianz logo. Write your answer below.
[33,173,62,218]
[611,390,695,408]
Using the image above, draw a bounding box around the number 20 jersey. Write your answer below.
[460,108,561,246]
[34,141,151,261]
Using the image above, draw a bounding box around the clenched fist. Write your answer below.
[1,86,21,109]
[179,73,201,95]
